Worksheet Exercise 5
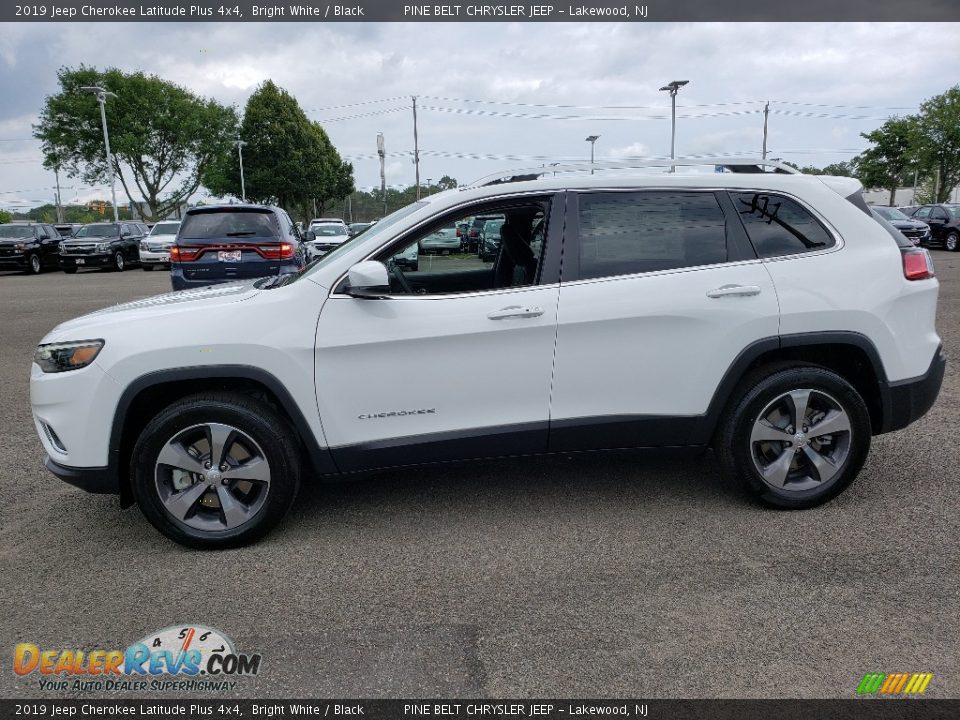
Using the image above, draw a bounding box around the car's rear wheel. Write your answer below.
[946,231,959,252]
[717,365,871,509]
[131,392,301,548]
[113,251,125,271]
[27,254,42,275]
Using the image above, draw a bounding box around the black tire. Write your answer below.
[63,267,77,274]
[946,231,959,252]
[26,254,42,275]
[113,251,125,272]
[717,364,871,509]
[131,392,301,548]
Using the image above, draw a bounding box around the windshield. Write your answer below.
[0,225,34,238]
[75,223,119,238]
[873,207,909,221]
[313,225,348,236]
[260,202,428,289]
[180,210,277,241]
[150,222,180,236]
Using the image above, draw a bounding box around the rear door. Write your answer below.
[549,189,780,450]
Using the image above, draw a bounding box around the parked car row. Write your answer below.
[898,204,960,251]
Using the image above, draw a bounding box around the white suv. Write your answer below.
[30,159,945,548]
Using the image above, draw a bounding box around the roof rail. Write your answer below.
[463,157,800,189]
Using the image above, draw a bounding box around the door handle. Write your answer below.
[487,305,545,320]
[706,284,761,298]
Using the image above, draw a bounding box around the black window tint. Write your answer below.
[732,192,834,258]
[180,210,279,241]
[931,207,948,220]
[577,191,728,280]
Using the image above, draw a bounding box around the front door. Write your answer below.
[315,195,562,471]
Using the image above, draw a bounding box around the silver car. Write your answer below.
[418,225,460,255]
[140,221,181,270]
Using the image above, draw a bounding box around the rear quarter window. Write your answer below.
[731,192,834,258]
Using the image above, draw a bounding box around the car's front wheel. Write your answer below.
[131,392,301,548]
[945,231,959,252]
[717,365,871,509]
[113,251,125,271]
[27,253,42,275]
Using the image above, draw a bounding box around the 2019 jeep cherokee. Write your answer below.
[30,159,945,548]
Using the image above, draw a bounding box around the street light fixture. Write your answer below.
[585,135,600,174]
[235,135,247,202]
[658,80,689,172]
[80,86,119,221]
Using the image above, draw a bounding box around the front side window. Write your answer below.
[731,192,834,258]
[375,200,549,295]
[914,206,932,219]
[577,191,728,280]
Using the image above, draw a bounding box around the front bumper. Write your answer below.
[44,455,119,494]
[0,254,29,269]
[140,250,170,265]
[60,253,112,268]
[879,345,946,434]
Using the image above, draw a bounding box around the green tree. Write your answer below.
[914,85,960,203]
[34,66,238,222]
[203,81,354,214]
[855,117,918,206]
[0,210,11,224]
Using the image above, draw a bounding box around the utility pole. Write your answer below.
[377,132,387,218]
[586,135,600,174]
[412,96,421,201]
[762,101,770,160]
[659,80,689,173]
[235,135,247,202]
[54,166,64,223]
[80,86,119,222]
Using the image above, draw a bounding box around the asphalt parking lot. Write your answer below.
[1,256,958,700]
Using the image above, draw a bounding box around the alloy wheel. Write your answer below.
[749,388,852,493]
[154,422,271,532]
[30,255,41,274]
[947,233,959,252]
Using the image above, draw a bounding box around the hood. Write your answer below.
[889,219,928,230]
[41,281,261,342]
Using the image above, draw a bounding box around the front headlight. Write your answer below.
[34,340,104,373]
[96,242,111,252]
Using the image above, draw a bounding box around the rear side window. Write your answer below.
[731,192,834,258]
[577,191,728,280]
[180,210,278,241]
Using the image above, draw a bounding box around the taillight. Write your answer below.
[902,248,935,281]
[258,243,294,260]
[170,246,201,262]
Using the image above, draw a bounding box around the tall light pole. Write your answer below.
[377,132,387,218]
[235,135,247,202]
[659,80,689,172]
[412,96,421,201]
[80,86,119,221]
[585,135,600,174]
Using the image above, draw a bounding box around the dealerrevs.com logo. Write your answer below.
[14,625,261,692]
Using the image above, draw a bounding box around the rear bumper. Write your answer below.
[44,455,119,494]
[879,345,946,434]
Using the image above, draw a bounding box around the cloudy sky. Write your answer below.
[1,21,958,210]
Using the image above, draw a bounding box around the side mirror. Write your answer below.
[346,260,390,299]
[305,230,316,242]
